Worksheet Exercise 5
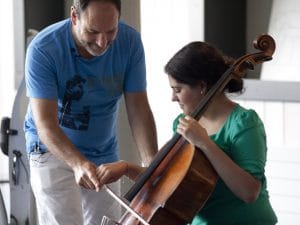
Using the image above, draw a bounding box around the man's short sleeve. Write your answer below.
[123,31,146,92]
[25,45,58,100]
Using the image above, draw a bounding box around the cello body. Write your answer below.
[120,139,218,225]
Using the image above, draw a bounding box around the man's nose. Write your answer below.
[96,33,108,48]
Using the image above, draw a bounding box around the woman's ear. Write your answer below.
[199,82,207,95]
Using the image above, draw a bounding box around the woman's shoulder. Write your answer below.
[228,104,264,132]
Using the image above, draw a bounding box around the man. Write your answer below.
[24,0,158,224]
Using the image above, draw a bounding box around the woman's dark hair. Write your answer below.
[73,0,121,18]
[164,41,243,93]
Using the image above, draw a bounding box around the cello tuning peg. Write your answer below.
[244,61,254,70]
[263,56,273,61]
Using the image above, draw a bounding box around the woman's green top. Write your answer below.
[173,104,277,225]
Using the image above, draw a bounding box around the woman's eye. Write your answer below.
[174,88,181,93]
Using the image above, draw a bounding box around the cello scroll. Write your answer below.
[231,34,276,80]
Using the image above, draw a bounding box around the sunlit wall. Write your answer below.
[261,0,300,81]
[140,0,204,147]
[0,0,15,181]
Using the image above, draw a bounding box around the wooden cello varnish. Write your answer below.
[120,139,217,225]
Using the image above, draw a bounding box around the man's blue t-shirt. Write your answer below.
[24,19,146,165]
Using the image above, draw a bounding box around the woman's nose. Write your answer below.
[171,93,178,102]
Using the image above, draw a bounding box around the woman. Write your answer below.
[97,41,278,224]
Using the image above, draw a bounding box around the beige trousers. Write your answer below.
[29,152,121,225]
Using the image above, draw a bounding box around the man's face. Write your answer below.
[71,1,119,58]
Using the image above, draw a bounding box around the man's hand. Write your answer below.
[73,161,101,192]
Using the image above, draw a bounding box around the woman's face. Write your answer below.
[168,75,205,115]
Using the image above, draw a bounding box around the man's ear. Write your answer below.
[71,6,78,25]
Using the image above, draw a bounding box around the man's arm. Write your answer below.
[30,98,101,191]
[124,91,158,166]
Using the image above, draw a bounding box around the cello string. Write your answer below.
[103,185,150,225]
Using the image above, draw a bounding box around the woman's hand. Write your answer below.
[177,115,211,150]
[96,161,128,188]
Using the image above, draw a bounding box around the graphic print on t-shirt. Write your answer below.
[60,75,90,130]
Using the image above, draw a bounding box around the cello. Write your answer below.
[109,34,276,225]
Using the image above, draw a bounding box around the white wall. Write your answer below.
[0,0,25,220]
[258,0,300,223]
[234,80,300,225]
[261,0,300,81]
[0,0,25,181]
[141,0,205,147]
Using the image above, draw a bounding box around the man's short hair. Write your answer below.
[73,0,121,17]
